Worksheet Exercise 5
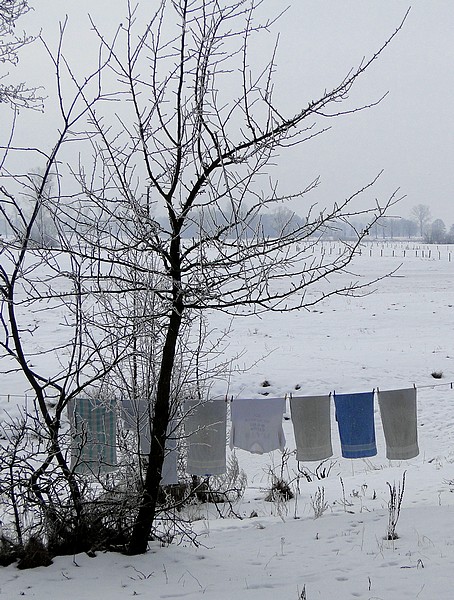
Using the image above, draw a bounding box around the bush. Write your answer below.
[265,475,294,502]
[17,536,52,570]
[0,536,20,567]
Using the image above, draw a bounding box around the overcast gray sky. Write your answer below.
[8,1,454,226]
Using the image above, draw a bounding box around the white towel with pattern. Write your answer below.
[230,397,286,454]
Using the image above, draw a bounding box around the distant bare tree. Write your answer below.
[270,206,304,237]
[401,217,418,239]
[411,204,431,237]
[427,218,446,244]
[448,224,454,244]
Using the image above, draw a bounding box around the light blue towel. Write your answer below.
[334,391,376,458]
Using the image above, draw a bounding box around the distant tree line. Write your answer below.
[317,203,454,243]
[2,198,453,245]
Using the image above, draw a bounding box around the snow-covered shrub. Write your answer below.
[386,471,406,540]
[310,486,329,519]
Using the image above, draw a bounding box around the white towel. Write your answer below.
[121,398,152,453]
[185,399,227,476]
[230,397,286,454]
[161,425,178,486]
[290,395,333,461]
[377,388,419,460]
[121,398,179,485]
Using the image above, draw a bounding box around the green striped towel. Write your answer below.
[69,397,117,474]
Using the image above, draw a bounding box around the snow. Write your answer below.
[2,243,454,599]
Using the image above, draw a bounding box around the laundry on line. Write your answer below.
[67,388,420,479]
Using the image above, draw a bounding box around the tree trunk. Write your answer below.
[127,304,183,554]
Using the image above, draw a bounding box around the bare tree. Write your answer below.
[0,0,407,557]
[411,203,431,237]
[0,0,42,110]
[0,18,135,555]
[78,0,406,554]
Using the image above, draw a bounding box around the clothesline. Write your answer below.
[0,378,453,403]
[229,380,454,402]
[413,380,454,390]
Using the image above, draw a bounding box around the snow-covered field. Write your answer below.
[2,243,454,599]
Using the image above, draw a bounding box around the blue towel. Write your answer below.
[334,391,376,458]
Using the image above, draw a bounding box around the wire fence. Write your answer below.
[312,241,454,262]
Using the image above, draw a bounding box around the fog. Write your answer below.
[5,1,454,226]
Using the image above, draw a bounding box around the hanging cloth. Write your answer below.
[160,425,179,486]
[334,391,377,458]
[230,397,286,454]
[121,397,153,454]
[377,388,419,460]
[185,399,227,476]
[121,398,179,485]
[68,397,117,474]
[290,395,333,461]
